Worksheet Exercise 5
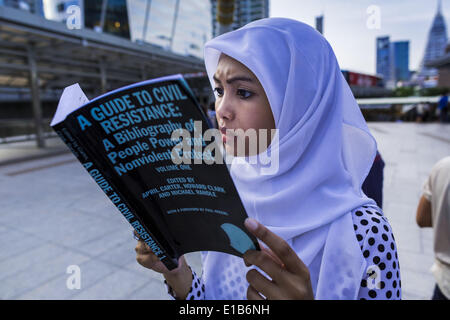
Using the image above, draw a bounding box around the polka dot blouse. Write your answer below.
[165,204,401,300]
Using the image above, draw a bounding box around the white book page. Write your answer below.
[50,83,89,126]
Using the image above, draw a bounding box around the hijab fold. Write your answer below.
[203,18,377,299]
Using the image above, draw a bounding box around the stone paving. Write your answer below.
[0,122,448,300]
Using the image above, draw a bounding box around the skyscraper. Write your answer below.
[376,36,410,87]
[376,36,391,85]
[127,0,211,58]
[211,0,269,37]
[418,0,448,79]
[84,0,130,39]
[393,41,410,82]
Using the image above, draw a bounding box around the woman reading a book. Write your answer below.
[135,17,401,300]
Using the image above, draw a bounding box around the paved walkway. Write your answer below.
[0,122,448,299]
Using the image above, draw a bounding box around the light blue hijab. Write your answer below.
[202,17,378,299]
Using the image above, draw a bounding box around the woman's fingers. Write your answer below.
[244,249,288,285]
[243,219,314,300]
[261,245,285,267]
[244,218,308,275]
[135,240,150,254]
[246,269,279,299]
[247,285,265,300]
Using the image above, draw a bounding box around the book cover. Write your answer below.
[51,74,260,270]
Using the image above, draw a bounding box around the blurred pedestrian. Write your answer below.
[207,102,218,128]
[416,103,431,123]
[362,150,385,209]
[416,156,450,300]
[437,91,449,123]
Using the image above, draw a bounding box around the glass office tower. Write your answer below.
[127,0,211,58]
[393,41,410,81]
[376,36,391,84]
[211,0,269,37]
[376,36,411,86]
[85,0,130,39]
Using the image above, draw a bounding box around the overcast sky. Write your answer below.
[270,0,450,75]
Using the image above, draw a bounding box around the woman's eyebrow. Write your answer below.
[213,74,254,84]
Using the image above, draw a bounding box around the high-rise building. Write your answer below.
[84,0,130,39]
[42,0,129,39]
[376,36,410,87]
[211,0,269,37]
[128,0,211,58]
[418,0,448,79]
[392,41,410,82]
[376,36,391,85]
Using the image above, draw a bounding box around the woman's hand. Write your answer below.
[134,229,179,274]
[134,229,192,299]
[243,218,314,300]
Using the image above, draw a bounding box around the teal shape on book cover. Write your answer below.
[220,223,256,254]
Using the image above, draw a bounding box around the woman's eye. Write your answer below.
[214,87,223,96]
[237,89,253,99]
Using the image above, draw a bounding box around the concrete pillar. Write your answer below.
[140,64,148,81]
[99,0,108,32]
[27,44,45,148]
[169,0,180,50]
[142,0,152,42]
[99,58,107,94]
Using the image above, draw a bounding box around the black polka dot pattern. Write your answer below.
[167,204,401,300]
[353,205,401,300]
[165,269,205,300]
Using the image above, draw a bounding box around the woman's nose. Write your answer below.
[215,94,234,122]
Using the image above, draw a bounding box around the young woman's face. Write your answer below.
[213,54,275,156]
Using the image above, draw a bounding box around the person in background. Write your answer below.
[207,102,218,129]
[416,103,431,123]
[362,150,385,209]
[200,102,214,128]
[416,156,450,300]
[437,91,449,123]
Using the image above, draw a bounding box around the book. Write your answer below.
[51,74,260,270]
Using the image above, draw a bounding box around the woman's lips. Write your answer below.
[220,127,234,143]
[220,127,227,143]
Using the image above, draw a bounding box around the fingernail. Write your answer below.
[245,218,258,231]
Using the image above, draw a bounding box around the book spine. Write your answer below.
[53,123,178,270]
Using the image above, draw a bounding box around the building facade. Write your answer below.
[2,0,43,14]
[418,0,448,79]
[84,0,130,38]
[211,0,269,37]
[376,36,391,85]
[1,0,211,59]
[128,0,211,58]
[393,41,410,82]
[376,36,410,88]
[42,0,82,23]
